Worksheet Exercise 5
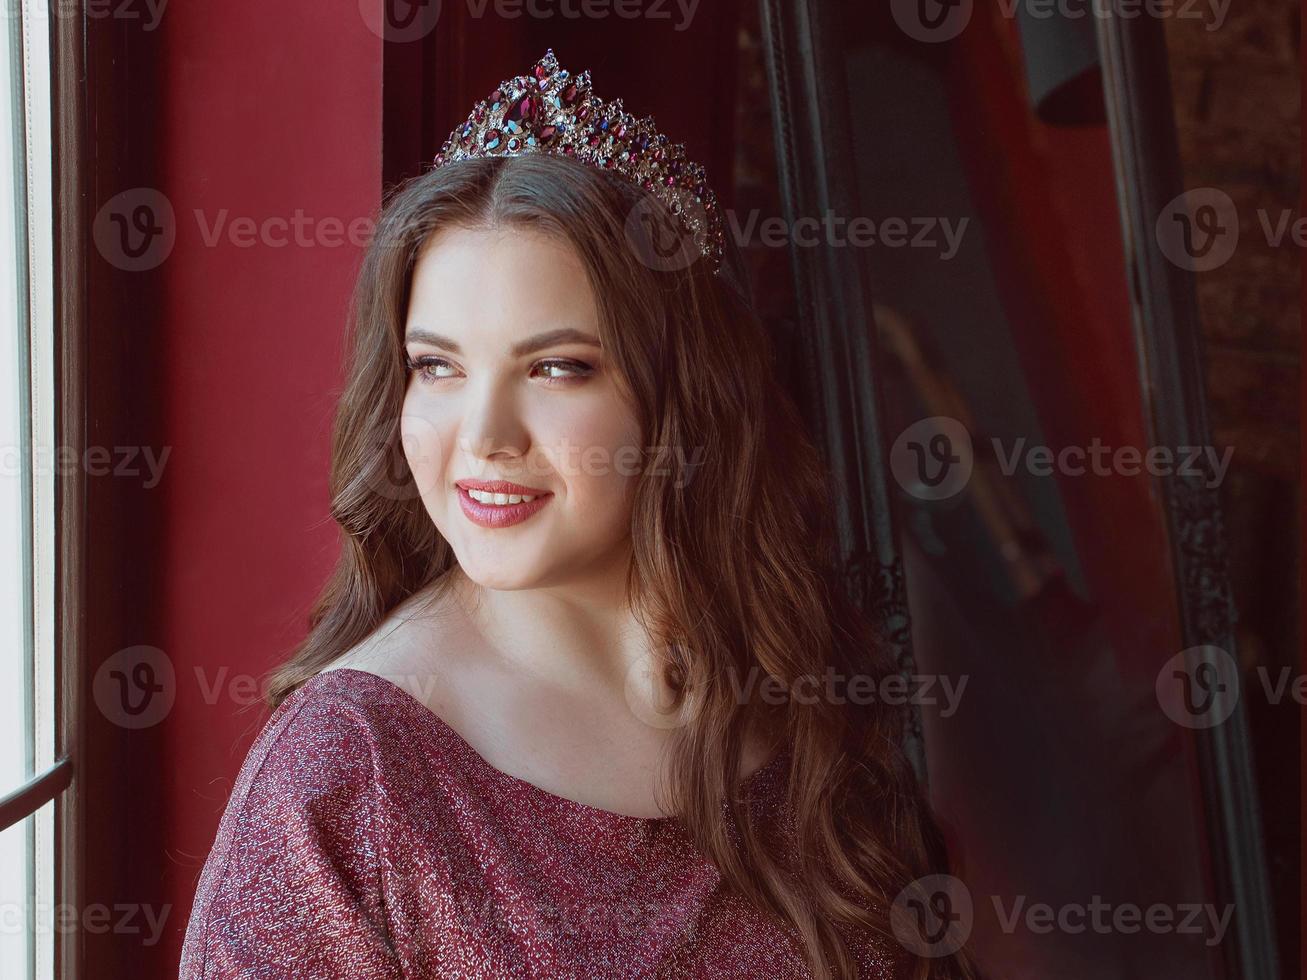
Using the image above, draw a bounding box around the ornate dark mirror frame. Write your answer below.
[758,0,926,781]
[1096,12,1280,980]
[759,2,1281,977]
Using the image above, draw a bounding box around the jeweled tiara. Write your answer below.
[431,48,724,274]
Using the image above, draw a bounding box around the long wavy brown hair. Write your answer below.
[262,153,979,980]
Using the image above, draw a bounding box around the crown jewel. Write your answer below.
[432,49,724,273]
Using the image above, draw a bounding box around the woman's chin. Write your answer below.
[454,562,546,593]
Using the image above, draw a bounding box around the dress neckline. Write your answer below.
[307,667,787,827]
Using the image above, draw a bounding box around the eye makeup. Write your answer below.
[403,353,596,387]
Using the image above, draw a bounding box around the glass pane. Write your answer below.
[21,4,57,979]
[0,809,34,978]
[22,0,56,789]
[0,0,35,808]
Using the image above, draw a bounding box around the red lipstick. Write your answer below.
[455,479,553,529]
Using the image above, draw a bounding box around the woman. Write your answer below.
[179,50,978,980]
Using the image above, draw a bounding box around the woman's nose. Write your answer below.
[458,378,530,461]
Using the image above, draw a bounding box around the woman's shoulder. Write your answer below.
[178,672,409,977]
[245,670,394,785]
[194,672,399,875]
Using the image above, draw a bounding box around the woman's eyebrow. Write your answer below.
[403,327,602,356]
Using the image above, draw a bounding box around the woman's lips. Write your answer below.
[456,485,553,528]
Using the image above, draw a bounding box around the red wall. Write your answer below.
[83,2,382,974]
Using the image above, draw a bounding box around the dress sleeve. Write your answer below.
[178,694,404,979]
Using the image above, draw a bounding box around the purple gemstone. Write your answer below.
[505,93,537,125]
[538,125,558,143]
[484,128,502,150]
[561,83,579,105]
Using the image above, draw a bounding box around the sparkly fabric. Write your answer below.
[179,668,903,978]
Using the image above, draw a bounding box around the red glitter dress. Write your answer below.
[178,667,903,978]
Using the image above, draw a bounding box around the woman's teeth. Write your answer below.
[466,489,536,505]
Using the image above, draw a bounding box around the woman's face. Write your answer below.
[400,224,643,592]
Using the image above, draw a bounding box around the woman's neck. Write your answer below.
[444,558,670,712]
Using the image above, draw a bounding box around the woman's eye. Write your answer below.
[531,359,594,384]
[405,355,458,384]
[404,354,594,386]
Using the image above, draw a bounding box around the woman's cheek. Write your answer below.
[555,409,643,511]
[399,406,453,499]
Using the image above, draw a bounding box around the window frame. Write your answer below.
[0,3,86,980]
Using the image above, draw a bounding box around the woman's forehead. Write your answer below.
[407,226,599,341]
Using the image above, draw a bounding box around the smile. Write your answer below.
[455,480,553,529]
[465,488,539,505]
